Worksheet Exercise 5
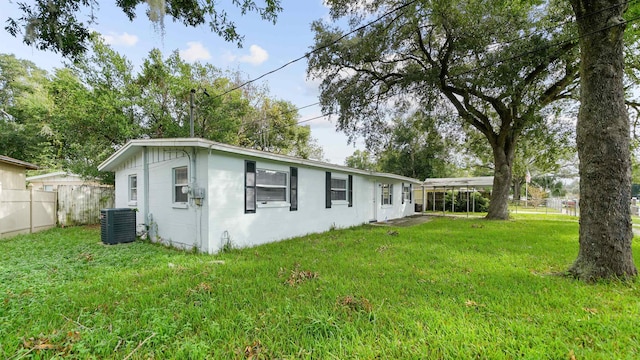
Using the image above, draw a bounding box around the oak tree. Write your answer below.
[568,0,637,280]
[5,0,282,59]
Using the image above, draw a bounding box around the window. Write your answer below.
[382,183,393,205]
[331,178,347,201]
[290,167,298,211]
[129,175,137,202]
[245,161,256,213]
[43,185,54,192]
[173,166,188,203]
[256,169,288,203]
[325,171,350,208]
[402,183,412,204]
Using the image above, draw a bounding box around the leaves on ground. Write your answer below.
[243,340,265,359]
[337,295,373,313]
[281,264,318,286]
[583,307,598,315]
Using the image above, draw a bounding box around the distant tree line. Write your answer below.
[0,37,323,184]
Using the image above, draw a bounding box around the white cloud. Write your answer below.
[238,45,269,65]
[101,32,138,47]
[221,45,269,66]
[179,42,212,62]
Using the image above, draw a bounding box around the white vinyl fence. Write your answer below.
[0,189,57,238]
[57,185,114,226]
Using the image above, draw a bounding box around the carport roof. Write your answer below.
[422,176,494,188]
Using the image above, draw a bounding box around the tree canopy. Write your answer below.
[0,38,323,183]
[4,0,282,59]
[308,0,581,219]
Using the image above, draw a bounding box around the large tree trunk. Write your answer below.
[487,145,514,220]
[569,0,637,280]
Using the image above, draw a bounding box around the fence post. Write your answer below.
[30,188,34,234]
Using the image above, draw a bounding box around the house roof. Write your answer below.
[26,171,83,181]
[98,138,422,184]
[422,176,494,188]
[0,155,39,170]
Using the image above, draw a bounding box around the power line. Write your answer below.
[211,2,640,143]
[213,0,420,99]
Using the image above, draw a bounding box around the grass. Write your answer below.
[1,218,639,359]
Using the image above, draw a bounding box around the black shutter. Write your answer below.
[290,167,298,211]
[325,171,331,208]
[402,182,405,204]
[245,161,256,213]
[348,175,353,207]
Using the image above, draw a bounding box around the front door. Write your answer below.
[370,180,377,222]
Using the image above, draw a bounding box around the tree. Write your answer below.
[345,150,378,171]
[0,54,55,166]
[5,0,282,59]
[308,0,579,219]
[376,112,452,180]
[568,1,637,280]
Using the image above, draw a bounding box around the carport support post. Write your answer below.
[473,188,476,212]
[467,188,470,218]
[432,187,435,212]
[451,188,455,213]
[442,188,446,215]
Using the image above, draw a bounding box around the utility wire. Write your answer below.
[212,1,640,141]
[213,0,420,99]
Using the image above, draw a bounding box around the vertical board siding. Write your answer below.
[57,185,115,226]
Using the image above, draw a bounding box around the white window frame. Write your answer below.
[128,174,137,205]
[256,168,288,205]
[403,184,411,203]
[331,175,348,205]
[43,185,54,192]
[173,166,189,205]
[382,183,393,206]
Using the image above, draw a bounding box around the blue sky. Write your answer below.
[0,0,364,164]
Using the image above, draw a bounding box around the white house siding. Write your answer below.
[204,151,412,253]
[112,147,210,250]
[374,178,416,221]
[103,139,419,254]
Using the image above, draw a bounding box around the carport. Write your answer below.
[417,176,494,216]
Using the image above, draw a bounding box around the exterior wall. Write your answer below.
[111,146,417,254]
[112,147,209,251]
[205,152,414,253]
[373,179,416,222]
[0,162,27,190]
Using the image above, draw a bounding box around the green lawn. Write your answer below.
[2,217,639,359]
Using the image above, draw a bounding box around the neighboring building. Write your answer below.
[0,155,39,190]
[98,138,420,253]
[27,171,101,191]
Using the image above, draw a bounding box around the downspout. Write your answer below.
[143,146,149,227]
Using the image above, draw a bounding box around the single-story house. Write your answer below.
[27,171,101,191]
[98,138,421,253]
